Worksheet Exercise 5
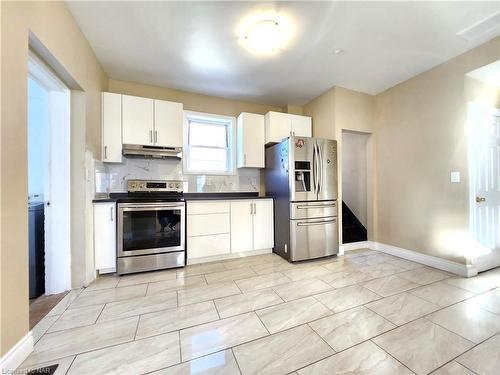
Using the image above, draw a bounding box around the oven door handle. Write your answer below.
[118,204,184,208]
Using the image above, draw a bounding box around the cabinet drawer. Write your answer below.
[187,234,231,259]
[187,213,230,237]
[187,201,230,215]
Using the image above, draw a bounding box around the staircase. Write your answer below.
[342,201,367,243]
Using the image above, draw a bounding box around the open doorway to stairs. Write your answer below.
[466,60,500,273]
[28,52,71,328]
[341,130,370,244]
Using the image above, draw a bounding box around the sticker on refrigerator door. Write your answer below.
[295,139,305,148]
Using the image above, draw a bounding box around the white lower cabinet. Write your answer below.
[187,201,231,260]
[252,199,274,250]
[93,202,116,273]
[187,198,274,261]
[231,199,274,253]
[230,201,254,253]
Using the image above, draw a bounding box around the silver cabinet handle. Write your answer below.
[104,145,107,160]
[244,154,247,165]
[155,130,158,143]
[253,202,256,214]
[250,202,253,215]
[149,130,153,143]
[110,206,114,221]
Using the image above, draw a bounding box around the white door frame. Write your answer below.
[28,51,71,294]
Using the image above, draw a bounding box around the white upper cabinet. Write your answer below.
[264,111,312,144]
[154,100,183,148]
[101,92,122,163]
[265,111,291,144]
[290,114,312,138]
[237,112,265,168]
[122,95,154,145]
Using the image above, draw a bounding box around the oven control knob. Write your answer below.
[175,183,181,189]
[168,183,174,188]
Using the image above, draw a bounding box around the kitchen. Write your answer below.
[2,2,500,374]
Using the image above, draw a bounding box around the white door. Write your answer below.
[230,201,254,252]
[237,112,265,168]
[154,100,183,147]
[94,203,116,272]
[253,199,274,250]
[469,104,500,271]
[101,92,122,162]
[122,95,154,145]
[291,115,312,137]
[265,111,292,143]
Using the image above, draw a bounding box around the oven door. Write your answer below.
[117,202,185,257]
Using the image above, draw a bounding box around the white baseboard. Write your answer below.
[187,249,272,265]
[340,240,477,278]
[0,332,33,372]
[340,241,370,253]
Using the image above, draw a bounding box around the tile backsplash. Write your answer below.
[96,157,260,194]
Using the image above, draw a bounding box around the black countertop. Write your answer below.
[93,192,272,203]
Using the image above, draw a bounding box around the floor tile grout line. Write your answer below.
[230,348,244,375]
[64,355,78,375]
[369,338,417,374]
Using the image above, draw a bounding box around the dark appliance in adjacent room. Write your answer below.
[29,202,45,299]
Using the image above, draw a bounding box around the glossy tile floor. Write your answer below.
[19,249,500,374]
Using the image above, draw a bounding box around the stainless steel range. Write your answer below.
[116,179,185,274]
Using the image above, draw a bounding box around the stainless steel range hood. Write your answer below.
[122,144,182,159]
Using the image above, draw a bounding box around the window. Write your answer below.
[184,111,235,174]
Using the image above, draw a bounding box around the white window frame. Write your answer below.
[183,110,236,175]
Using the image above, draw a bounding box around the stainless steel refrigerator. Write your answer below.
[265,136,339,261]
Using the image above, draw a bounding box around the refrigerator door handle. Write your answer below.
[317,142,323,195]
[312,143,317,195]
[314,143,320,196]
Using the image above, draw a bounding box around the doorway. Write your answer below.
[28,52,71,326]
[341,130,370,244]
[466,60,500,272]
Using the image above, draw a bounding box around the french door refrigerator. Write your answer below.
[265,136,339,261]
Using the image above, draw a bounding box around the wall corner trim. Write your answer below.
[343,241,478,278]
[0,332,34,372]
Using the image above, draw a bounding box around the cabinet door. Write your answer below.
[237,112,265,168]
[154,100,183,147]
[291,115,312,137]
[187,234,231,259]
[230,201,254,253]
[101,92,122,163]
[122,95,154,145]
[93,203,116,272]
[253,199,274,250]
[265,111,292,144]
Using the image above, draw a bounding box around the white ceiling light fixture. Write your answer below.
[239,13,293,55]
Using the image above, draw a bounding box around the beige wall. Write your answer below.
[108,79,282,117]
[374,37,500,264]
[303,86,376,243]
[1,1,106,356]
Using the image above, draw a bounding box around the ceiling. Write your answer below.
[66,1,500,106]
